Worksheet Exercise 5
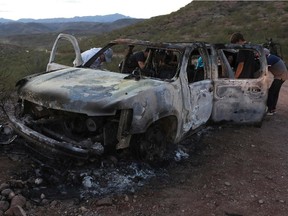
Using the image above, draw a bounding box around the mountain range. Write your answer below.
[0,14,144,37]
[0,13,132,23]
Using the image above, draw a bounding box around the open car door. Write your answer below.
[46,33,83,72]
[210,43,271,125]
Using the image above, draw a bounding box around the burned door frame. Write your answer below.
[187,45,213,130]
[47,33,83,72]
[210,44,270,124]
[178,43,213,137]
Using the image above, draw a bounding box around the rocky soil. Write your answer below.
[1,82,288,216]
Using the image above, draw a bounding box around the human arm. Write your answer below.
[137,61,146,69]
[234,62,244,78]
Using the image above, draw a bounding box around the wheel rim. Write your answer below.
[135,125,166,162]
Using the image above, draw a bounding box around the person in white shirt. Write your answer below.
[81,48,113,69]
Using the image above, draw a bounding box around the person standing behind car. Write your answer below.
[230,32,258,79]
[264,48,288,115]
[81,48,113,69]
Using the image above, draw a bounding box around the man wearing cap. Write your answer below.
[81,47,113,69]
[230,32,258,79]
[264,48,288,115]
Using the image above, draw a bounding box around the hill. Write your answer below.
[79,1,288,60]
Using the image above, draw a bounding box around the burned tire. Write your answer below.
[131,124,168,163]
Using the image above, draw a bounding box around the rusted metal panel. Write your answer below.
[212,80,268,123]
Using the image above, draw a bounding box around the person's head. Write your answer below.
[230,32,246,44]
[264,48,270,57]
[144,48,151,57]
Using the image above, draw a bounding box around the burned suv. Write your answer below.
[5,33,271,161]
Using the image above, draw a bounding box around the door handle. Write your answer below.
[248,87,261,93]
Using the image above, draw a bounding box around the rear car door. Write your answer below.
[210,44,271,124]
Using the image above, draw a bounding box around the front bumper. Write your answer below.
[5,105,102,160]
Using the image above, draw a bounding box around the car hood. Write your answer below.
[18,68,165,115]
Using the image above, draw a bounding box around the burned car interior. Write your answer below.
[118,46,180,80]
[5,33,271,162]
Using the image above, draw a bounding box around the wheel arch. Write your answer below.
[134,115,178,143]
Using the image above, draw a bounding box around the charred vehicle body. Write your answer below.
[5,34,271,161]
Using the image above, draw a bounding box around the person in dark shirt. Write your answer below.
[264,48,288,115]
[155,50,177,79]
[230,32,258,79]
[164,50,178,66]
[122,48,150,73]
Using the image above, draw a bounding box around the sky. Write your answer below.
[0,0,192,20]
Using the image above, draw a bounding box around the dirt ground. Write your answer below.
[1,82,288,216]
